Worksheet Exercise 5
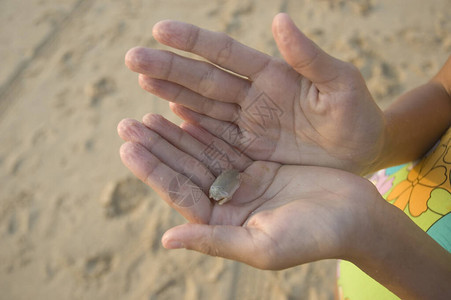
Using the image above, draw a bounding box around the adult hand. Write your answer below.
[125,13,386,174]
[117,114,377,269]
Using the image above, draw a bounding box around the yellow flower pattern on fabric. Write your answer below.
[387,137,451,217]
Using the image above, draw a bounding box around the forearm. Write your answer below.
[380,82,450,168]
[352,200,451,299]
[372,56,451,172]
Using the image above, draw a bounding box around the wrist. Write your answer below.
[370,114,394,174]
[342,185,386,261]
[357,114,391,176]
[370,81,451,174]
[347,193,451,299]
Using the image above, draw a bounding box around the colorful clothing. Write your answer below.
[337,126,451,299]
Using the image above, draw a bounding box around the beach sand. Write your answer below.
[1,0,450,299]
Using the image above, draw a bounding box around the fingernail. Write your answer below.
[165,239,184,249]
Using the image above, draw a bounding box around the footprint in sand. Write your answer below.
[82,252,113,279]
[84,76,116,106]
[99,177,150,218]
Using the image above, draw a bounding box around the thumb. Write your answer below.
[272,13,342,88]
[162,223,272,269]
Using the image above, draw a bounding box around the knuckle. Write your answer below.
[216,35,234,66]
[178,156,201,175]
[146,130,163,149]
[163,52,175,80]
[199,97,215,114]
[198,67,216,96]
[293,48,321,71]
[227,106,240,123]
[171,84,184,102]
[186,26,201,52]
[146,51,173,77]
[201,244,220,257]
[209,226,222,256]
[197,228,221,257]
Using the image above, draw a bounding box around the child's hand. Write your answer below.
[161,164,378,270]
[118,115,451,298]
[117,115,377,269]
[125,13,386,175]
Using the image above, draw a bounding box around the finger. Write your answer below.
[181,122,254,173]
[125,47,250,104]
[139,75,239,122]
[118,118,215,191]
[272,13,343,89]
[162,223,273,269]
[152,20,271,80]
[120,142,212,223]
[170,103,259,156]
[142,113,252,175]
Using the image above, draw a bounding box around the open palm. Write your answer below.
[118,115,378,269]
[125,13,385,174]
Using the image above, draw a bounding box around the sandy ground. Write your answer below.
[1,0,450,299]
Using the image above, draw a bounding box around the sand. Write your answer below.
[1,0,450,299]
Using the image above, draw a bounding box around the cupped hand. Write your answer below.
[118,114,380,269]
[125,13,386,174]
